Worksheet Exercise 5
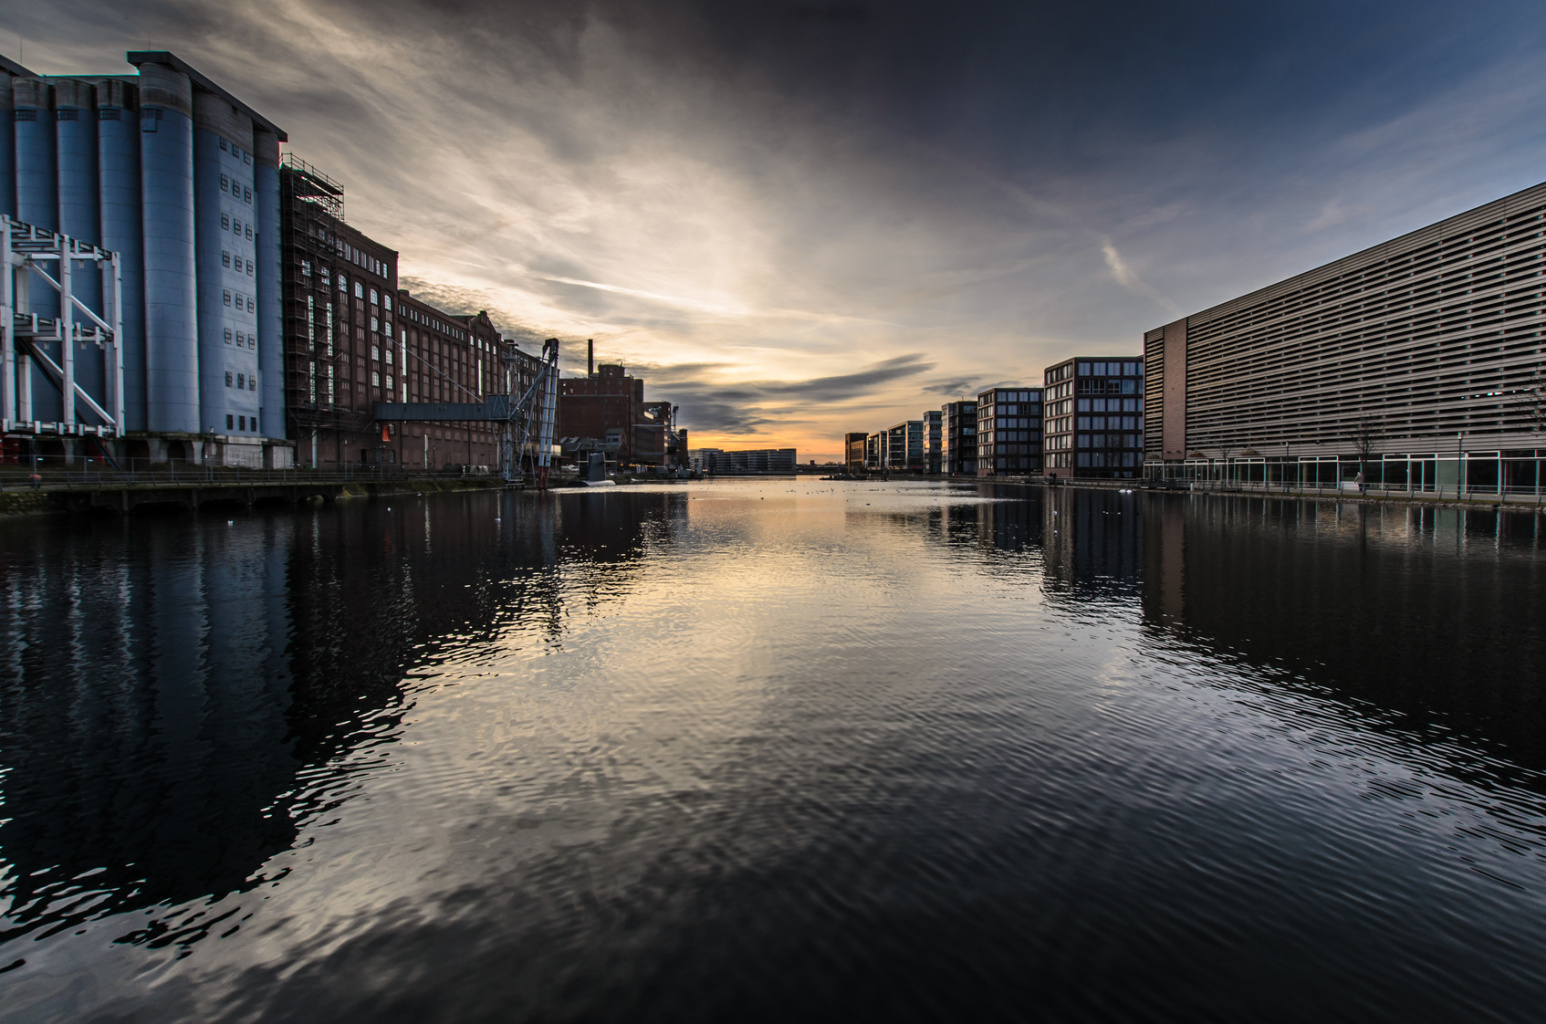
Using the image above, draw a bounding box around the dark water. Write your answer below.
[2,480,1545,1022]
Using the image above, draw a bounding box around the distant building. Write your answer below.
[866,430,884,471]
[886,420,923,472]
[976,387,1043,477]
[921,409,942,473]
[845,431,867,474]
[942,400,977,476]
[700,447,797,474]
[557,344,644,465]
[1043,357,1146,479]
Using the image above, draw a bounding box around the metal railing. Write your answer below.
[1153,477,1546,505]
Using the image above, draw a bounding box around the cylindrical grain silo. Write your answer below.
[253,126,283,439]
[193,90,258,440]
[14,76,61,420]
[54,78,104,417]
[13,78,55,230]
[138,62,199,435]
[98,78,146,431]
[0,69,16,219]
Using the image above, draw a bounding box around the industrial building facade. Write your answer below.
[1145,181,1546,494]
[1043,357,1146,479]
[2,50,290,466]
[975,387,1043,477]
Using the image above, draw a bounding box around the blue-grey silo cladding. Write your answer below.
[53,77,105,410]
[5,51,288,440]
[193,90,260,435]
[137,62,200,434]
[13,76,61,419]
[97,78,147,432]
[254,129,283,438]
[0,69,16,218]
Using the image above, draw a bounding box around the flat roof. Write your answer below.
[127,50,287,141]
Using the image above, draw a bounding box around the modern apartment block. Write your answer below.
[845,431,867,474]
[1144,180,1546,494]
[975,386,1043,476]
[886,420,923,472]
[1042,357,1146,479]
[941,400,977,476]
[3,50,290,466]
[865,430,883,471]
[921,409,942,473]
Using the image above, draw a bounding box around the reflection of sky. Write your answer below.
[5,482,1546,1020]
[14,2,1546,456]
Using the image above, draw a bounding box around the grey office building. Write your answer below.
[1144,180,1546,496]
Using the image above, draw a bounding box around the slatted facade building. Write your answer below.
[1145,181,1546,495]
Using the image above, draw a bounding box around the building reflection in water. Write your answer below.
[1139,495,1546,778]
[0,490,673,952]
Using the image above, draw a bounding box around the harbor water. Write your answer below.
[2,479,1545,1021]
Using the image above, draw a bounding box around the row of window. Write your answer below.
[1076,433,1143,449]
[222,289,255,312]
[1078,397,1142,413]
[219,174,253,204]
[217,136,254,165]
[337,239,389,280]
[1078,452,1141,468]
[225,413,256,432]
[1076,416,1141,430]
[221,251,254,275]
[225,371,257,390]
[1076,361,1143,378]
[223,328,256,349]
[398,304,470,343]
[1077,379,1139,395]
[220,213,254,240]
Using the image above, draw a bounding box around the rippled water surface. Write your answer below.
[3,480,1546,1021]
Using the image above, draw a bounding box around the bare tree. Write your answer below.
[1347,414,1381,492]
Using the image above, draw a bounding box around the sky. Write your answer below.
[7,0,1546,459]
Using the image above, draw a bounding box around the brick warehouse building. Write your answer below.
[1144,180,1546,495]
[557,344,681,470]
[281,155,540,470]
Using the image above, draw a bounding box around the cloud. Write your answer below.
[12,0,1546,457]
[1101,239,1180,317]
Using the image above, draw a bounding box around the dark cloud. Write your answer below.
[13,0,1546,457]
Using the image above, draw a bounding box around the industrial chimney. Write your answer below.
[587,339,595,378]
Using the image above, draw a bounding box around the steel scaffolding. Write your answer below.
[1,215,123,436]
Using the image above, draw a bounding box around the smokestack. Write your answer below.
[587,339,594,378]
